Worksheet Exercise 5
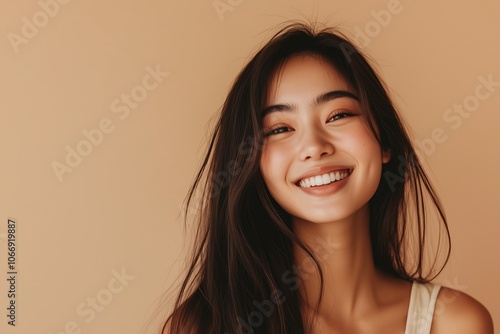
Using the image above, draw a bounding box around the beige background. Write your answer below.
[0,0,499,333]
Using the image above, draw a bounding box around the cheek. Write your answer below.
[348,125,383,158]
[259,145,289,187]
[355,129,386,183]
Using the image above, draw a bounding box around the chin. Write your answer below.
[292,212,350,225]
[291,204,369,225]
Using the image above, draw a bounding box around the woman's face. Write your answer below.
[259,54,390,225]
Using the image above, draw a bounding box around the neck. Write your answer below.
[292,204,383,320]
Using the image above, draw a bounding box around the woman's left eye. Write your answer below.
[328,111,355,122]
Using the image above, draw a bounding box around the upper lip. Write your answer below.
[293,165,354,185]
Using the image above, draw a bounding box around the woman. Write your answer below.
[163,22,493,333]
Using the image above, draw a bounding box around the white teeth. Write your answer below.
[310,177,316,186]
[298,170,351,188]
[305,178,311,187]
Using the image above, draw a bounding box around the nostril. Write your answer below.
[299,141,335,161]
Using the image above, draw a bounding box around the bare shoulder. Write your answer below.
[431,286,494,334]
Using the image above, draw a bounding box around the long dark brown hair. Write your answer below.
[163,22,450,334]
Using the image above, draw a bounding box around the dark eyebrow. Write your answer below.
[261,90,359,117]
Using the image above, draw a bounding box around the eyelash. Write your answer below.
[328,110,355,122]
[264,111,356,137]
[264,125,291,137]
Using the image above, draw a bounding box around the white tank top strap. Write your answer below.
[405,281,442,334]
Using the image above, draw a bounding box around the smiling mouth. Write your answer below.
[296,169,352,188]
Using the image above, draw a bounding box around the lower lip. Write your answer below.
[296,174,350,196]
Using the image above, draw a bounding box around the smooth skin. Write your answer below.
[258,54,493,334]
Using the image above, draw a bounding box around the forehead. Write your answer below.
[266,54,353,105]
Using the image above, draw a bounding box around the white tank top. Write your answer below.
[405,282,442,334]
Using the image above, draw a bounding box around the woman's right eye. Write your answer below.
[264,126,292,137]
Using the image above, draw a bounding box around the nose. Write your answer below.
[298,128,335,161]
